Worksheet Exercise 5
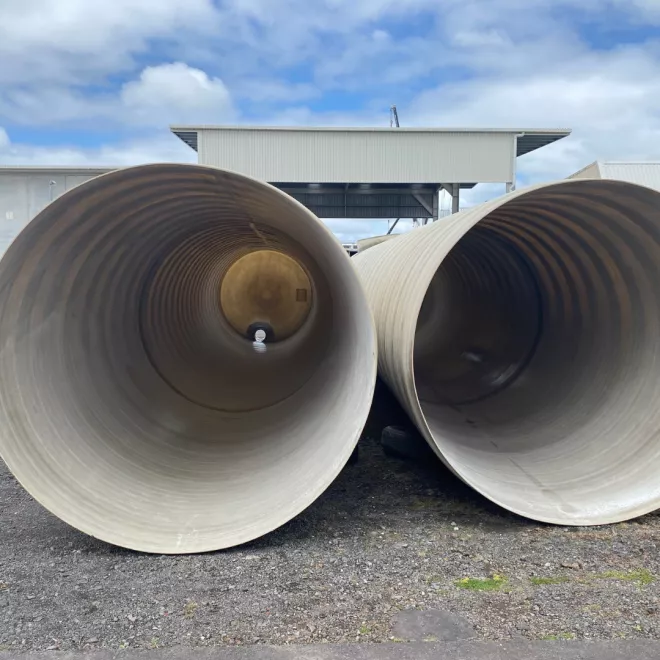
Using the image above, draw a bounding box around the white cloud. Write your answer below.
[0,0,220,85]
[323,218,392,243]
[224,0,434,29]
[233,80,320,104]
[372,29,391,42]
[324,217,435,243]
[0,63,235,128]
[452,29,511,48]
[0,127,194,167]
[407,42,660,185]
[120,63,235,126]
[3,0,660,244]
[609,0,660,22]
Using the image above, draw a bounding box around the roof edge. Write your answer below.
[567,161,600,179]
[598,160,660,165]
[0,166,115,173]
[170,125,571,134]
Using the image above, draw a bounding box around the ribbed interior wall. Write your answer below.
[0,164,376,553]
[354,180,660,524]
[141,218,329,412]
[414,225,541,406]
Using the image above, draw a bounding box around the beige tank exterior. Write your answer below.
[354,179,660,526]
[0,163,377,553]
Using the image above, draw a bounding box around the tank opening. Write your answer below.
[413,181,660,524]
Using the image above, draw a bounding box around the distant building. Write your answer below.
[569,161,660,191]
[0,166,113,255]
[0,125,572,255]
[171,125,571,220]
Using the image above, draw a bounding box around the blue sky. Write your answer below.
[1,0,660,240]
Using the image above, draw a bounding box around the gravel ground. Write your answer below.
[2,380,660,652]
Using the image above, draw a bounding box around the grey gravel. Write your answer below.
[392,608,475,642]
[2,382,660,652]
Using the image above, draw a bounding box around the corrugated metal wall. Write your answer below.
[0,170,110,256]
[568,162,660,192]
[599,163,660,191]
[198,129,515,184]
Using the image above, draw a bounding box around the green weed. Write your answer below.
[183,600,198,618]
[540,632,576,641]
[455,575,506,591]
[595,570,654,586]
[531,576,570,586]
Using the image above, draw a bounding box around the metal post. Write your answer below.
[508,133,524,193]
[452,183,460,214]
[387,218,400,235]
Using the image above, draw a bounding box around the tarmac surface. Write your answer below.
[2,641,660,659]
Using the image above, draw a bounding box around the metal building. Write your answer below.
[569,161,660,191]
[0,126,571,255]
[0,166,113,255]
[171,126,571,219]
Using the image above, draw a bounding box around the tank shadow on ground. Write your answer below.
[244,377,535,552]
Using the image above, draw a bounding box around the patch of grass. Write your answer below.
[540,632,576,641]
[183,600,198,618]
[149,638,160,649]
[455,575,506,591]
[531,576,570,586]
[595,569,654,586]
[541,633,576,642]
[118,641,129,650]
[358,624,371,635]
[423,636,439,642]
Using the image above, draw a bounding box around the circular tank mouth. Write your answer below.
[412,180,660,525]
[219,249,313,342]
[0,163,377,553]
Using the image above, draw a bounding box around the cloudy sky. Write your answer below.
[1,0,660,240]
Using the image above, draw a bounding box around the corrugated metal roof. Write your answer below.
[170,126,570,157]
[278,184,440,218]
[515,132,569,156]
[569,162,660,191]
